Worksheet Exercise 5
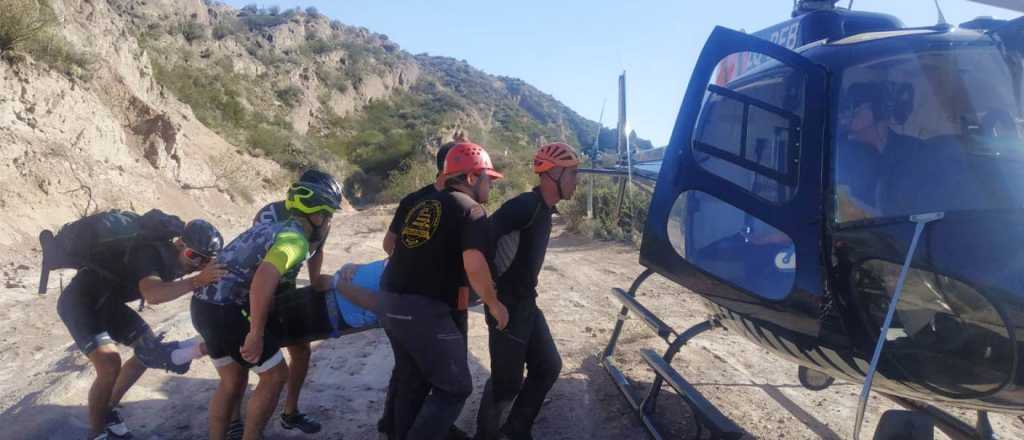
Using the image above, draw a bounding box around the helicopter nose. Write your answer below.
[849,212,1024,405]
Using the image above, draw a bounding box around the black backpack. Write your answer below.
[38,209,185,294]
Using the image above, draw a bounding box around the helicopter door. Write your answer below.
[640,26,827,336]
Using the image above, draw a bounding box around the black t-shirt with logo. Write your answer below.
[490,188,553,299]
[388,184,437,236]
[92,242,182,303]
[381,189,489,308]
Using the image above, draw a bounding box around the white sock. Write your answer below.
[171,336,204,365]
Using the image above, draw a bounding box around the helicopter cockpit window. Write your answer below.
[835,44,1024,223]
[854,259,1013,396]
[693,52,806,204]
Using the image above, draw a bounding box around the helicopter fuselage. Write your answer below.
[641,8,1024,414]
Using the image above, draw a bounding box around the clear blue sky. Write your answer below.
[223,1,1019,146]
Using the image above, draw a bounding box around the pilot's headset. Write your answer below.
[844,81,915,126]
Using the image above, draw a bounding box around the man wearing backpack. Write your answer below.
[475,143,580,440]
[191,178,341,440]
[247,169,338,436]
[56,218,226,440]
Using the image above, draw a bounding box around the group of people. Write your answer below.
[56,137,582,440]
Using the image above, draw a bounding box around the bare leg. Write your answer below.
[242,361,289,440]
[108,356,147,408]
[283,343,311,415]
[86,346,122,437]
[210,362,248,440]
[232,373,249,421]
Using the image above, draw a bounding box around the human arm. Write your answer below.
[241,230,308,363]
[336,279,380,312]
[382,232,397,256]
[464,249,507,329]
[139,263,226,305]
[240,261,281,363]
[460,200,508,329]
[309,250,331,291]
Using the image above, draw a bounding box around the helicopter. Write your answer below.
[584,0,1024,438]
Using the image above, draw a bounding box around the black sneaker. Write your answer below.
[281,412,322,434]
[105,408,132,439]
[226,419,244,440]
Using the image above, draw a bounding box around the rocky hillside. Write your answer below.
[108,1,654,200]
[0,0,650,262]
[0,0,289,267]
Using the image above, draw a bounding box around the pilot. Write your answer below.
[835,81,922,222]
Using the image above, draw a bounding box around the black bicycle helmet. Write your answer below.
[286,170,342,215]
[298,169,342,195]
[181,219,224,257]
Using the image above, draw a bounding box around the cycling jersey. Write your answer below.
[253,201,327,255]
[194,219,310,306]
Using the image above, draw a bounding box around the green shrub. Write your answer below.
[316,66,349,93]
[275,85,303,107]
[212,19,242,40]
[381,157,436,203]
[305,7,322,18]
[177,21,206,43]
[241,14,287,30]
[302,38,336,56]
[561,177,651,243]
[25,31,96,81]
[246,124,292,157]
[0,0,55,53]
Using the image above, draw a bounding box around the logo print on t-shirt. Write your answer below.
[401,200,442,248]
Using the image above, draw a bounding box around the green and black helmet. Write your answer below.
[285,169,343,216]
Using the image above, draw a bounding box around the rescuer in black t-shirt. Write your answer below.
[380,142,509,440]
[377,135,476,440]
[476,143,580,440]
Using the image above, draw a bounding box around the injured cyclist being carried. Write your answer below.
[269,259,388,345]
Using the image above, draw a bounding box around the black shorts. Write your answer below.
[57,270,150,355]
[190,297,282,372]
[270,285,344,347]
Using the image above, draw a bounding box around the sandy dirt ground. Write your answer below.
[2,207,1023,439]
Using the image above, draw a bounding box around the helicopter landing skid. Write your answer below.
[886,396,997,440]
[599,268,748,440]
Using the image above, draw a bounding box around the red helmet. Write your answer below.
[442,143,504,180]
[533,142,581,174]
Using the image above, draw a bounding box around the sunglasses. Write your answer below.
[184,248,212,265]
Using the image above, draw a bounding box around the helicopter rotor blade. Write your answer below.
[852,212,945,439]
[612,71,631,226]
[968,0,1024,13]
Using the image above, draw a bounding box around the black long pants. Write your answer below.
[379,310,467,437]
[476,296,562,440]
[381,293,471,440]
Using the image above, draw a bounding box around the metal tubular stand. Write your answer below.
[600,269,746,440]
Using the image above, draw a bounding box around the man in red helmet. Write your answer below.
[378,135,474,440]
[475,142,580,440]
[380,142,509,440]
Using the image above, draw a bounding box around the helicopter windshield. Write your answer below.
[834,41,1024,223]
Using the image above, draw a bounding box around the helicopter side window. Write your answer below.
[668,191,796,300]
[693,54,805,204]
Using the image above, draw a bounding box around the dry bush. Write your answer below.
[0,0,56,53]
